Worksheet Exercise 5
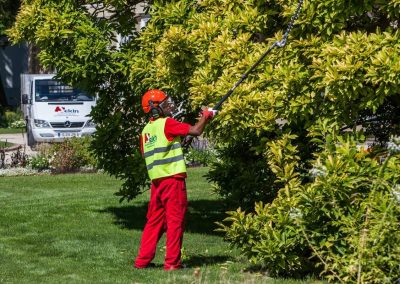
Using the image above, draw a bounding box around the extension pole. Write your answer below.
[212,0,304,111]
[182,0,304,147]
[213,42,278,110]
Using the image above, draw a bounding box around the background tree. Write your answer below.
[9,0,148,200]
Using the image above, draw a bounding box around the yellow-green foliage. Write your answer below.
[9,0,400,176]
[9,0,400,133]
[219,131,400,281]
[114,0,400,144]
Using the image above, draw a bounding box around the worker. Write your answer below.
[134,89,216,270]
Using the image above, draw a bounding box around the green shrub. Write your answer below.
[66,136,97,168]
[49,142,81,173]
[29,154,50,171]
[299,137,400,283]
[32,137,97,173]
[10,119,26,128]
[1,110,24,128]
[219,133,400,282]
[208,136,279,210]
[217,134,308,276]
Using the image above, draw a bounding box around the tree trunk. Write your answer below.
[28,43,48,74]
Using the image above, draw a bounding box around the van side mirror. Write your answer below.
[22,94,30,104]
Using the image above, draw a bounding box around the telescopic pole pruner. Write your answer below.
[212,0,304,111]
[180,0,304,147]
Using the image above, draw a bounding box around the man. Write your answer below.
[134,89,215,270]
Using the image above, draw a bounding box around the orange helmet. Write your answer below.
[141,89,167,113]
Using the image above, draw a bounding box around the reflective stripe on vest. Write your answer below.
[146,155,184,171]
[142,118,187,180]
[143,143,182,159]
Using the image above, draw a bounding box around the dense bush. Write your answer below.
[32,137,97,173]
[218,130,400,282]
[208,135,279,210]
[49,142,82,173]
[49,137,97,173]
[0,0,20,36]
[0,109,23,128]
[10,119,26,128]
[67,136,97,169]
[29,154,50,171]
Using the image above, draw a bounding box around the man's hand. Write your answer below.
[188,107,217,137]
[201,107,217,120]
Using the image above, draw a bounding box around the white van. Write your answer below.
[21,74,96,147]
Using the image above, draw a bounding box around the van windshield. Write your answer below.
[34,79,94,102]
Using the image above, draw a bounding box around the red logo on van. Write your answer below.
[54,106,79,114]
[55,106,64,112]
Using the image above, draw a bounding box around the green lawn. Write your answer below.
[0,168,317,284]
[0,128,25,134]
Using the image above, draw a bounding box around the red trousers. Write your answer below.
[134,177,187,270]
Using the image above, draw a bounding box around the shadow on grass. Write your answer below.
[100,199,227,236]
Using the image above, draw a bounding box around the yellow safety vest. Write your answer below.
[142,118,187,180]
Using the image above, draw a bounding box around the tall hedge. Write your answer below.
[218,129,400,281]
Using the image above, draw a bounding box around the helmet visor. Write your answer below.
[159,97,176,116]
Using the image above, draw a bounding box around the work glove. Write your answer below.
[201,107,217,120]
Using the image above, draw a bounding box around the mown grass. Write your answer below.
[0,128,24,134]
[0,168,319,284]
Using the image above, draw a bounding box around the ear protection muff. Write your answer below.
[149,100,164,118]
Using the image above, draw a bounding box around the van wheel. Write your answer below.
[27,127,36,149]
